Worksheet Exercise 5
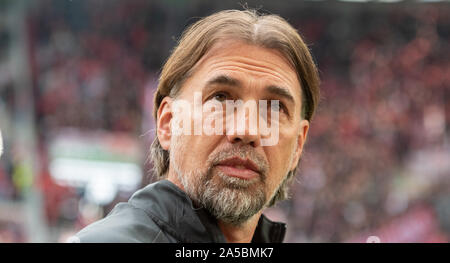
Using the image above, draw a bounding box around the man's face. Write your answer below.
[158,40,309,225]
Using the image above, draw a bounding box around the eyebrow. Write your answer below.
[205,74,296,104]
[265,85,295,104]
[206,74,241,87]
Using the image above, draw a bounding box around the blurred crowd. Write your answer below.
[283,4,449,242]
[0,0,449,242]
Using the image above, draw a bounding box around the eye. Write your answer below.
[209,91,230,102]
[269,100,287,114]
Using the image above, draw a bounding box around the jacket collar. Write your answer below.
[128,179,286,243]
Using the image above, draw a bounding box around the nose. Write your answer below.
[226,132,260,147]
[225,106,261,147]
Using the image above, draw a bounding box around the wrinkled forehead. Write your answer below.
[186,39,302,99]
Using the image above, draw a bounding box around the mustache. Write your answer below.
[207,145,269,179]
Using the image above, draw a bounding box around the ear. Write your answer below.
[157,97,173,151]
[289,119,309,171]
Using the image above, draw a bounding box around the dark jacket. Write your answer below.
[75,180,286,243]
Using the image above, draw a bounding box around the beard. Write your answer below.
[171,138,269,226]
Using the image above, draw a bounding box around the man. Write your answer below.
[74,9,320,243]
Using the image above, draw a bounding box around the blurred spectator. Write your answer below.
[0,0,448,242]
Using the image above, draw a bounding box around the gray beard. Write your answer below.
[173,161,267,226]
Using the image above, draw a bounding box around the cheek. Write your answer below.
[265,149,285,188]
[172,133,221,172]
[202,103,226,135]
[265,134,297,188]
[170,134,186,161]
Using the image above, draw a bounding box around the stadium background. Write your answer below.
[0,0,449,242]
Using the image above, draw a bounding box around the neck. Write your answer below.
[217,212,262,243]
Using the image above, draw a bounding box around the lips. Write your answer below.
[215,157,260,180]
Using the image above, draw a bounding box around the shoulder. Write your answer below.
[73,202,173,243]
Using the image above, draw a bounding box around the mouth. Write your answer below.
[215,157,261,180]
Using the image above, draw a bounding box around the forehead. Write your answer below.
[186,40,302,100]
